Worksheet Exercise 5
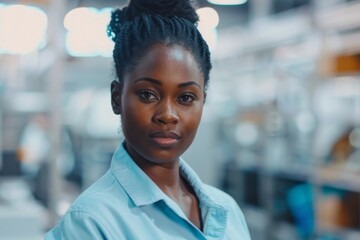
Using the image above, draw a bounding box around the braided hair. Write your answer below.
[107,0,212,92]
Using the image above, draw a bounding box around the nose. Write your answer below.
[153,99,179,125]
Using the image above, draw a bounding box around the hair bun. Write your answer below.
[108,0,199,42]
[129,0,199,23]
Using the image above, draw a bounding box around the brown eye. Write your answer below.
[138,90,158,102]
[178,93,196,104]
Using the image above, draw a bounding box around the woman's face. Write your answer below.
[112,44,205,165]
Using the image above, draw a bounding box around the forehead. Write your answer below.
[125,44,204,86]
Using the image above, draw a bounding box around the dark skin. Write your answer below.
[111,44,205,230]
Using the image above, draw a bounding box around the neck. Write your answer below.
[124,142,184,198]
[143,161,183,196]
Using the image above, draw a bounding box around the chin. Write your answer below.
[145,148,183,164]
[125,137,193,165]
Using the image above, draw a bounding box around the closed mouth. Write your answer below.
[149,131,180,139]
[149,131,181,147]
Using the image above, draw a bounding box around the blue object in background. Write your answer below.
[287,183,315,239]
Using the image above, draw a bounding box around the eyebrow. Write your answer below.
[134,77,201,89]
[135,77,161,85]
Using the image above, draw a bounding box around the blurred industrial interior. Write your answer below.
[1,0,360,239]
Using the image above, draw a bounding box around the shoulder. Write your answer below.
[68,170,134,221]
[69,171,118,211]
[45,171,128,240]
[45,210,116,240]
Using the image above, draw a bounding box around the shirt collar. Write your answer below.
[180,159,229,239]
[110,142,226,212]
[109,142,167,206]
[110,142,228,238]
[178,158,215,207]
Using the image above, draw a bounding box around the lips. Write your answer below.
[149,131,181,147]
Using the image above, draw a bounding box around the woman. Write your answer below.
[45,0,250,239]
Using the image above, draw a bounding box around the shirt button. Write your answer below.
[211,210,217,216]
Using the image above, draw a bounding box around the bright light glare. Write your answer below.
[0,4,47,54]
[196,7,219,51]
[64,7,114,57]
[198,28,218,51]
[207,0,247,5]
[197,7,219,29]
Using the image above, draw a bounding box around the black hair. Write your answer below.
[107,0,212,92]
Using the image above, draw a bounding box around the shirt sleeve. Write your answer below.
[44,211,116,240]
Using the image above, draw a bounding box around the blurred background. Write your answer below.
[0,0,360,239]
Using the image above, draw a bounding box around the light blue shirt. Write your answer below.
[45,143,251,240]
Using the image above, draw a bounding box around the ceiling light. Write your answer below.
[64,7,113,57]
[0,4,47,54]
[197,7,219,29]
[196,7,219,51]
[207,0,247,5]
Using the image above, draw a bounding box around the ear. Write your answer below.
[111,80,122,115]
[203,91,207,104]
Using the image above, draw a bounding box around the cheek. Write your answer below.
[122,110,149,129]
[121,96,151,130]
[182,105,203,135]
